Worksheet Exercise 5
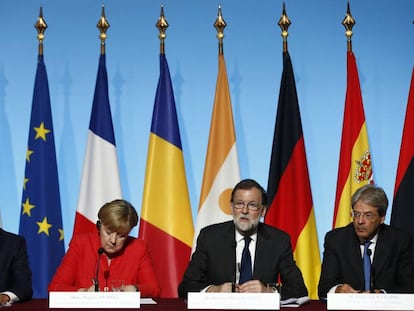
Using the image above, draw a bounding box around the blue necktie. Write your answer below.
[239,237,252,284]
[363,241,372,291]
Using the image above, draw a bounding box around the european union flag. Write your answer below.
[19,54,65,298]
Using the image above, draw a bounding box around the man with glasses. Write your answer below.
[318,184,414,298]
[178,179,308,300]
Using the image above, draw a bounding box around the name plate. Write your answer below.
[327,293,414,310]
[49,291,141,309]
[187,292,280,310]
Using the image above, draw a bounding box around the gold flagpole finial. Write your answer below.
[342,1,356,52]
[35,6,47,55]
[97,5,110,55]
[156,5,169,55]
[214,4,226,55]
[278,2,291,53]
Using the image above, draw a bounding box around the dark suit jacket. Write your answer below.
[0,229,33,301]
[318,223,414,298]
[178,221,308,300]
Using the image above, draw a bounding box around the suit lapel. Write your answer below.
[252,224,268,279]
[223,222,237,281]
[372,226,388,278]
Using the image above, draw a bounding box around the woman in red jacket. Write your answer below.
[49,199,160,297]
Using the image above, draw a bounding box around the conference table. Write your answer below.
[7,299,331,311]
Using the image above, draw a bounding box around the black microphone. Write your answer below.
[366,249,374,292]
[94,248,104,292]
[231,241,236,292]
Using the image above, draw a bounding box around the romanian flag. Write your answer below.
[19,54,65,298]
[139,54,194,298]
[264,51,320,299]
[333,51,373,229]
[391,67,414,259]
[73,53,122,235]
[192,53,240,251]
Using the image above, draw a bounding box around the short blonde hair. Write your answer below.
[97,199,138,234]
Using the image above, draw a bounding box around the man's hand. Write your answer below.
[206,282,233,293]
[0,294,11,305]
[237,280,271,293]
[335,283,359,293]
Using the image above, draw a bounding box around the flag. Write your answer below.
[192,53,240,250]
[19,54,65,298]
[139,54,194,298]
[391,67,414,258]
[73,54,122,235]
[264,51,320,299]
[333,51,373,229]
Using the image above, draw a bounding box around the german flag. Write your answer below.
[265,51,320,299]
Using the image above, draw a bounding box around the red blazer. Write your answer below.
[49,233,160,297]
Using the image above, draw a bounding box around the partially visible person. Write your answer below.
[0,228,33,305]
[178,179,308,300]
[318,184,414,298]
[49,199,160,297]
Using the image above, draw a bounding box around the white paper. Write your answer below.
[327,293,414,310]
[49,291,141,309]
[187,292,280,310]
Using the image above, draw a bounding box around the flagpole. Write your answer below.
[278,2,291,53]
[97,5,110,55]
[342,1,355,52]
[157,5,168,55]
[214,5,226,55]
[35,7,47,56]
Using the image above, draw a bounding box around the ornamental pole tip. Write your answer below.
[342,1,356,52]
[35,6,47,55]
[214,4,227,54]
[156,5,169,54]
[97,5,110,55]
[278,2,291,52]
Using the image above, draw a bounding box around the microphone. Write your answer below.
[231,241,236,292]
[366,248,374,292]
[93,248,104,292]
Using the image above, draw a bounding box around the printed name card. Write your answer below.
[49,291,141,309]
[327,293,414,310]
[187,292,280,310]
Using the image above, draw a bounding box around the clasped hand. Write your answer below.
[207,280,274,293]
[78,284,137,292]
[335,283,381,294]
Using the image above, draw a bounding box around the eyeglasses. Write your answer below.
[232,201,262,211]
[351,211,378,221]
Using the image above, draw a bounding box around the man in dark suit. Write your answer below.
[178,179,308,300]
[318,184,414,298]
[0,228,33,305]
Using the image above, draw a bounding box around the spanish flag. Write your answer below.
[139,53,194,298]
[391,67,414,259]
[264,51,320,299]
[192,52,240,251]
[333,51,373,229]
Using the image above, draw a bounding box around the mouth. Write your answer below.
[238,216,250,222]
[355,226,366,233]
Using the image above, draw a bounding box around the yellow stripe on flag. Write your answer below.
[294,208,321,300]
[335,122,372,228]
[141,133,194,247]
